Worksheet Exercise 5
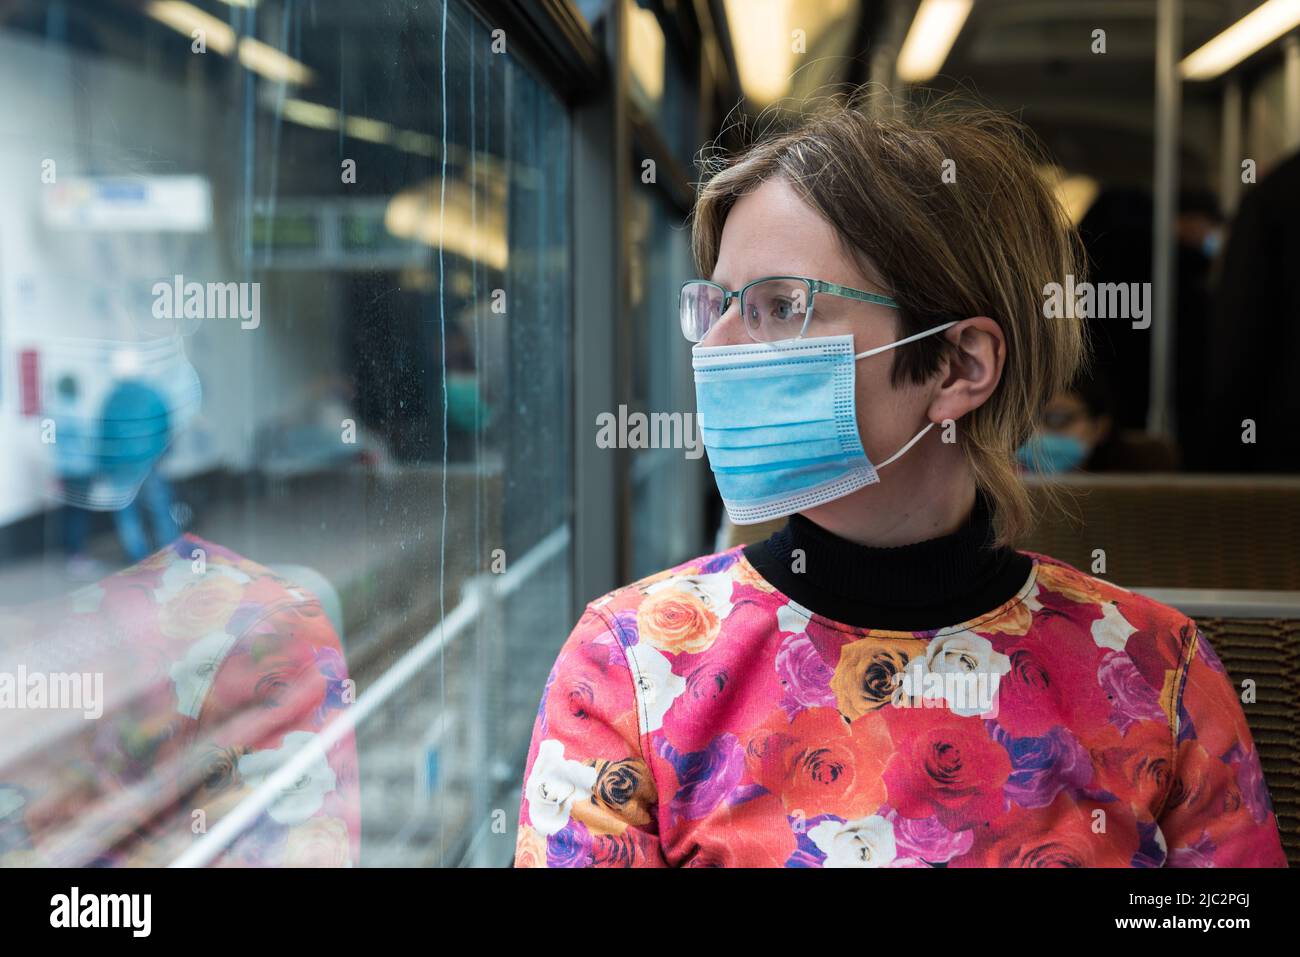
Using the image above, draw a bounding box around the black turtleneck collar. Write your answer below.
[740,490,1033,631]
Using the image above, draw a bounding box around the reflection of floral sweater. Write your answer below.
[0,535,359,866]
[514,547,1288,867]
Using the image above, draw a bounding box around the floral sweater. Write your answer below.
[514,546,1288,867]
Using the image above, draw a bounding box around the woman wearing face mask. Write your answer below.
[513,93,1288,868]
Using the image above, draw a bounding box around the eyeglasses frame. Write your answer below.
[680,274,901,343]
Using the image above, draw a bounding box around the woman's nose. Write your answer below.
[699,301,749,348]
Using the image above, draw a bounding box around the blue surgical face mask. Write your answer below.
[1016,432,1089,474]
[692,322,956,525]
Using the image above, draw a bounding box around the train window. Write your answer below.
[0,0,571,867]
[626,0,697,173]
[626,184,705,579]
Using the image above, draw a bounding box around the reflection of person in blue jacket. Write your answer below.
[98,380,180,564]
[51,373,101,580]
[49,337,200,579]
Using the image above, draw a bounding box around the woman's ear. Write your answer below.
[927,317,1006,424]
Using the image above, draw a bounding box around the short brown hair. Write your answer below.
[689,88,1089,546]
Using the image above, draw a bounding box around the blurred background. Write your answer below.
[0,0,1297,867]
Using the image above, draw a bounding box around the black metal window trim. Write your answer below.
[468,0,608,104]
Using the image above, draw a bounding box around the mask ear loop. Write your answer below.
[858,319,958,468]
[854,320,958,359]
[876,421,937,468]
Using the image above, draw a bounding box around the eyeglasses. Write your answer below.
[680,275,899,344]
[1042,407,1086,430]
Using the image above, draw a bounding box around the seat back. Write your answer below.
[1022,474,1300,590]
[721,475,1300,590]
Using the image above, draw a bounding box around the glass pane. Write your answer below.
[680,281,724,340]
[0,0,571,867]
[628,185,706,578]
[626,0,697,169]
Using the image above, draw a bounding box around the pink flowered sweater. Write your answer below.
[514,546,1288,867]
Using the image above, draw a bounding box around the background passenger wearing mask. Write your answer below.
[1018,376,1114,474]
[1018,372,1178,474]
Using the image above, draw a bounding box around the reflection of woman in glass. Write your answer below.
[514,93,1287,868]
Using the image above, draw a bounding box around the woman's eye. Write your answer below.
[771,299,796,321]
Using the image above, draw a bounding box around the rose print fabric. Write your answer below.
[0,534,359,866]
[514,546,1288,867]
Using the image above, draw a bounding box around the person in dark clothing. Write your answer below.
[1206,150,1300,471]
[1077,188,1153,433]
[1173,187,1224,471]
